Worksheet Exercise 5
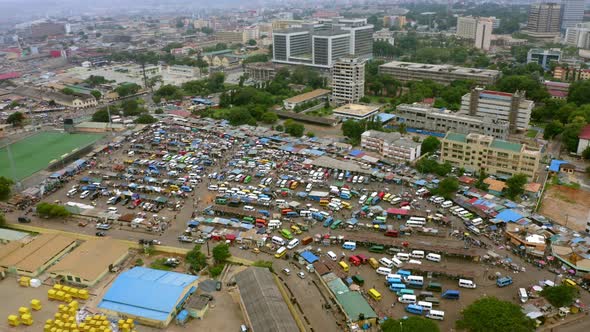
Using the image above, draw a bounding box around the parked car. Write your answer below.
[297,272,306,279]
[95,231,106,237]
[18,216,31,223]
[216,281,222,291]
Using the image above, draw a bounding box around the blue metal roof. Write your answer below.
[376,113,396,123]
[495,209,523,223]
[300,251,319,263]
[98,267,198,322]
[549,159,568,172]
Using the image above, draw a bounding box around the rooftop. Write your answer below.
[48,238,128,282]
[333,103,380,117]
[579,124,590,140]
[336,291,378,321]
[0,234,76,273]
[98,267,198,322]
[445,132,467,143]
[235,267,299,332]
[490,139,522,153]
[379,61,500,77]
[284,89,331,104]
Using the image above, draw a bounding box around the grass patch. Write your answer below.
[526,129,538,138]
[149,258,173,271]
[306,107,333,117]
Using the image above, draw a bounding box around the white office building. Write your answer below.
[331,56,366,104]
[361,130,421,162]
[564,22,590,49]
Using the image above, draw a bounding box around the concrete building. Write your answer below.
[564,22,590,48]
[524,3,562,39]
[361,130,421,162]
[440,132,542,179]
[331,56,366,104]
[560,0,586,30]
[242,25,260,42]
[373,29,395,45]
[332,103,380,120]
[460,89,534,132]
[383,15,407,29]
[98,267,199,328]
[215,31,244,43]
[283,89,331,110]
[0,234,77,277]
[13,86,98,109]
[396,103,510,139]
[544,81,570,99]
[30,22,66,39]
[235,267,299,332]
[577,124,590,155]
[456,16,493,50]
[272,18,373,68]
[166,65,200,78]
[527,48,562,70]
[553,66,590,81]
[378,61,500,86]
[244,62,284,82]
[48,239,129,287]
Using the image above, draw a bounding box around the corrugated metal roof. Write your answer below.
[98,267,198,322]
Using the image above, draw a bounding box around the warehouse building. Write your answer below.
[0,234,77,277]
[283,89,331,110]
[98,267,199,328]
[235,267,299,332]
[378,61,500,86]
[48,238,129,287]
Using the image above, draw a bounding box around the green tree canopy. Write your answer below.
[0,212,5,226]
[493,75,549,102]
[381,316,440,332]
[212,243,231,263]
[91,109,111,122]
[61,87,75,95]
[456,297,535,332]
[568,80,590,106]
[543,120,564,139]
[541,285,578,307]
[284,119,305,137]
[84,75,110,87]
[0,176,14,201]
[437,177,459,199]
[505,173,528,200]
[475,169,489,191]
[90,90,102,100]
[186,245,207,271]
[135,114,157,124]
[421,136,441,155]
[36,202,71,218]
[261,112,278,124]
[115,83,141,97]
[6,112,25,127]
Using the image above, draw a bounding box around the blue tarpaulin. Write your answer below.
[495,209,523,223]
[300,251,319,264]
[549,159,569,172]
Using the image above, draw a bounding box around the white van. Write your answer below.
[458,279,477,289]
[390,197,402,205]
[327,251,337,261]
[287,239,300,250]
[67,189,78,197]
[518,288,528,303]
[441,201,453,208]
[271,236,285,246]
[305,183,312,192]
[410,250,425,259]
[426,253,441,262]
[396,253,410,261]
[398,295,417,304]
[379,257,393,268]
[391,257,404,268]
[418,301,433,310]
[207,184,218,191]
[243,205,255,211]
[426,310,445,320]
[268,220,282,230]
[376,267,392,275]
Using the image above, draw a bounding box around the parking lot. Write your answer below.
[9,117,590,330]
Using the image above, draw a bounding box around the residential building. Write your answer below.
[166,65,200,78]
[577,124,590,155]
[215,31,243,43]
[332,103,380,120]
[331,56,366,104]
[242,26,260,42]
[373,29,395,45]
[455,16,493,50]
[440,132,542,179]
[553,66,590,81]
[544,81,570,99]
[29,22,66,39]
[283,89,331,110]
[527,48,562,70]
[378,61,500,86]
[564,22,590,48]
[383,16,407,29]
[396,103,510,139]
[244,62,284,82]
[272,18,373,68]
[460,89,534,133]
[523,3,562,39]
[361,130,421,162]
[560,0,586,30]
[271,19,305,31]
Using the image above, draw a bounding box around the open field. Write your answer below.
[540,185,590,232]
[0,131,103,180]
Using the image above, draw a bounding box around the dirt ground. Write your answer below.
[540,185,590,232]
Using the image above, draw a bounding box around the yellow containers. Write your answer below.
[8,315,20,326]
[62,286,71,293]
[48,289,57,299]
[53,284,63,291]
[65,294,73,303]
[69,288,79,298]
[21,313,33,326]
[45,324,53,332]
[120,323,130,332]
[19,276,31,287]
[31,299,42,310]
[125,318,134,326]
[77,290,89,300]
[69,300,79,310]
[56,291,66,301]
[18,307,29,315]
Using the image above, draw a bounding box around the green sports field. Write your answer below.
[0,132,103,181]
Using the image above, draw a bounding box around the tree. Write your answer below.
[475,169,489,191]
[115,83,141,97]
[456,297,535,332]
[562,116,587,152]
[342,120,365,142]
[0,212,5,227]
[155,109,164,114]
[284,119,305,137]
[398,122,407,135]
[6,112,25,127]
[541,285,578,307]
[306,131,315,138]
[421,136,441,155]
[252,260,273,272]
[135,114,157,124]
[568,80,590,106]
[207,72,226,92]
[186,245,207,272]
[36,202,71,218]
[212,243,231,264]
[437,177,459,199]
[381,316,440,332]
[61,87,75,95]
[247,39,257,46]
[91,109,111,122]
[261,112,278,124]
[0,176,14,201]
[543,120,564,139]
[146,75,163,92]
[583,146,590,160]
[505,173,528,200]
[242,54,269,64]
[90,90,102,100]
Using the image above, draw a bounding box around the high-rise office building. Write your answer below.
[560,0,585,30]
[331,56,366,105]
[456,16,493,51]
[524,3,562,39]
[565,22,590,48]
[272,18,373,68]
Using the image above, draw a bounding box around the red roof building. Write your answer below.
[577,124,590,155]
[0,72,21,81]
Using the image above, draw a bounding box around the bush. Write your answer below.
[541,285,578,307]
[135,258,144,266]
[252,260,273,272]
[212,244,231,264]
[36,202,71,219]
[209,264,225,278]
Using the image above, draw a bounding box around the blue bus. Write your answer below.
[389,283,406,292]
[396,269,411,278]
[405,304,424,315]
[442,290,460,300]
